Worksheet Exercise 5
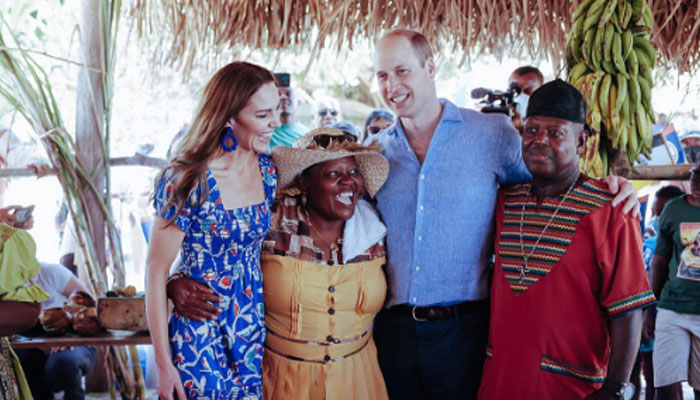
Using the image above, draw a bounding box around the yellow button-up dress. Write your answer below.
[262,255,387,400]
[261,195,389,400]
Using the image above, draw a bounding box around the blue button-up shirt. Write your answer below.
[374,99,530,307]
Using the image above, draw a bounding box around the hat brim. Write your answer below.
[271,147,389,197]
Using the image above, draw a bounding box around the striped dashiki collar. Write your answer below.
[498,178,615,294]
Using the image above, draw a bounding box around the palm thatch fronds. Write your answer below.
[651,1,700,74]
[131,0,700,76]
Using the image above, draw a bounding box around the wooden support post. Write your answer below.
[76,0,106,271]
[76,0,108,391]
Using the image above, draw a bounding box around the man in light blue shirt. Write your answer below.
[371,29,639,399]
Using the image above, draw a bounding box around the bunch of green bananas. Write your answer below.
[566,0,656,176]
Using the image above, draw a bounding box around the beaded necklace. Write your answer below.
[518,174,580,283]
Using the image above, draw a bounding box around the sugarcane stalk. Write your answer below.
[128,345,147,399]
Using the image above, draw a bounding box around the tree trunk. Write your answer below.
[76,0,106,275]
[76,0,108,391]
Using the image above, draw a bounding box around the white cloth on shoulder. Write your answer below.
[341,199,386,264]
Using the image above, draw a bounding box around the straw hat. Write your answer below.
[271,127,389,197]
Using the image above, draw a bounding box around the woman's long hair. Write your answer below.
[159,61,275,224]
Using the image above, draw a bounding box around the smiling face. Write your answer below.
[374,35,436,120]
[522,116,586,181]
[230,82,280,153]
[299,157,364,222]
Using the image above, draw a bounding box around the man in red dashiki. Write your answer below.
[477,79,655,400]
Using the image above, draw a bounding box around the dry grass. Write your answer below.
[131,0,700,76]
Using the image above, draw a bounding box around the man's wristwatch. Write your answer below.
[602,379,635,400]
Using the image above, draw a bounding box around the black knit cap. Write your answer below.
[526,78,586,125]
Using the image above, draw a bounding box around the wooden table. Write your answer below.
[10,330,151,349]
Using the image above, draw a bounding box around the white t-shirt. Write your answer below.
[35,263,74,309]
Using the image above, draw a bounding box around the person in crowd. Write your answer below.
[16,264,96,400]
[644,160,700,400]
[0,208,49,399]
[313,97,342,128]
[146,61,279,400]
[508,66,544,133]
[635,185,686,400]
[509,66,544,97]
[167,127,391,399]
[370,29,638,399]
[363,109,394,142]
[681,132,700,164]
[0,299,39,400]
[270,85,308,149]
[477,79,654,400]
[332,120,361,142]
[264,128,389,399]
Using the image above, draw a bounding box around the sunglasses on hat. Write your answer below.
[318,109,339,117]
[312,133,357,148]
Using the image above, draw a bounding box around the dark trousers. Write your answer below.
[16,347,96,400]
[374,304,489,400]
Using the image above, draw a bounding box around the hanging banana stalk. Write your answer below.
[566,0,656,176]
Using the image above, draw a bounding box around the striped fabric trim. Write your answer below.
[499,179,614,294]
[540,355,605,383]
[605,290,656,316]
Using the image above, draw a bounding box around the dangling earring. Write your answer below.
[221,126,238,152]
[301,193,307,208]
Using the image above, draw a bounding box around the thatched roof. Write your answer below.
[132,0,700,75]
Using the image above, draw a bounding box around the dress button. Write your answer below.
[328,285,336,293]
[328,307,335,315]
[324,355,331,362]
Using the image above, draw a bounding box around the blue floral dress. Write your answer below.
[153,154,276,399]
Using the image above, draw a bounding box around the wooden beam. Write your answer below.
[0,155,167,177]
[628,164,692,181]
[110,155,168,168]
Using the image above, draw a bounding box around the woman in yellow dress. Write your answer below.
[167,127,391,399]
[262,127,389,399]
